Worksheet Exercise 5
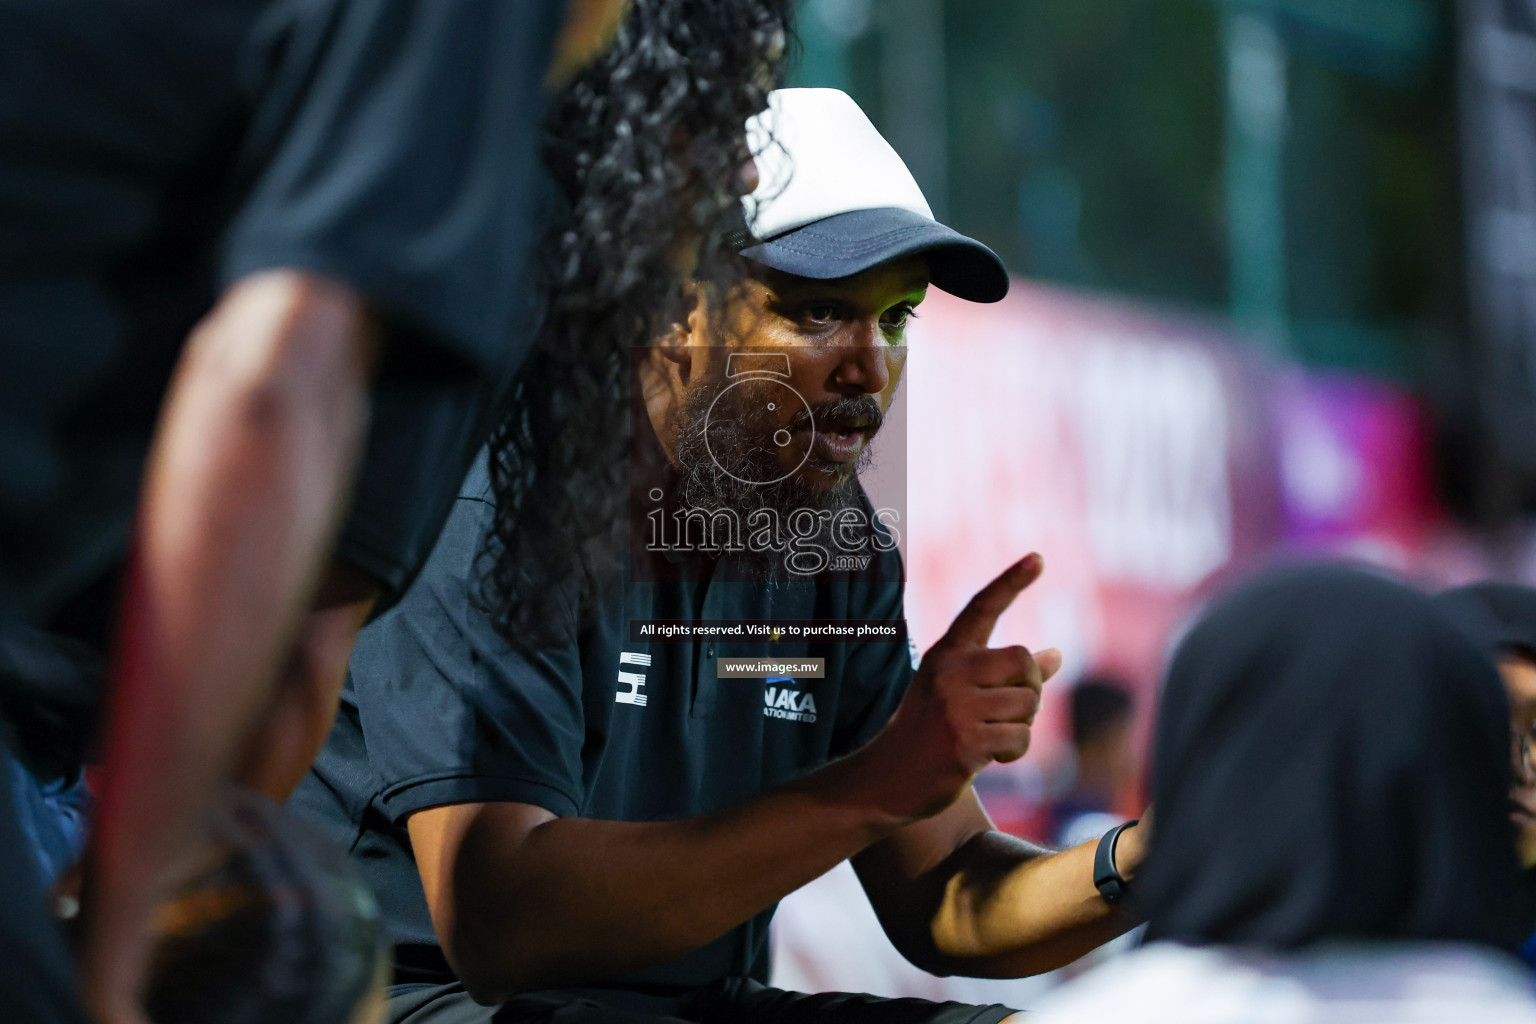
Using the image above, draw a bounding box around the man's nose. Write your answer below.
[831,321,891,395]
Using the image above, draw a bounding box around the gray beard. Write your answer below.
[668,377,876,581]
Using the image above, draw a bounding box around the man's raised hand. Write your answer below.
[859,553,1062,822]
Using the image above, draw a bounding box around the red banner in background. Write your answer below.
[901,282,1441,837]
[1271,370,1440,559]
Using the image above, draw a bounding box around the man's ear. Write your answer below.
[656,280,706,384]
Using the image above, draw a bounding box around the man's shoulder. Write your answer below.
[853,484,906,578]
[457,448,496,507]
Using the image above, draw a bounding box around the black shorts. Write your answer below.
[388,978,1017,1024]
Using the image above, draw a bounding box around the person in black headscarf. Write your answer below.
[1035,564,1536,1023]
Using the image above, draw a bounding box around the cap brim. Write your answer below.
[738,207,1010,303]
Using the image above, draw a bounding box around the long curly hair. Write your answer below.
[482,0,795,647]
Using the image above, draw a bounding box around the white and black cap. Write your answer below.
[738,88,1009,303]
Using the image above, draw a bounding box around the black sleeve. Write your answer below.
[830,550,916,758]
[220,0,564,599]
[347,460,587,824]
[222,0,561,373]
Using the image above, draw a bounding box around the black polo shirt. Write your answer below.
[290,451,916,998]
[0,0,561,626]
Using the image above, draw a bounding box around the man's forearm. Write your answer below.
[421,557,1079,1002]
[81,271,372,1021]
[420,747,911,1002]
[233,563,379,801]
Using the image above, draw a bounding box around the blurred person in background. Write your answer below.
[0,0,790,1020]
[1050,678,1136,849]
[1436,582,1536,969]
[1033,565,1536,1023]
[292,88,1150,1024]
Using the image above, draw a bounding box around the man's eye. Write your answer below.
[799,303,844,324]
[882,305,917,330]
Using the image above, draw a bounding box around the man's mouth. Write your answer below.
[811,430,865,464]
[805,416,875,465]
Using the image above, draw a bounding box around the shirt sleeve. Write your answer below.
[221,0,562,373]
[348,460,587,824]
[219,0,564,600]
[830,549,916,758]
[329,358,499,606]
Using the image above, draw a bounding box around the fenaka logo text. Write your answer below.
[763,676,817,724]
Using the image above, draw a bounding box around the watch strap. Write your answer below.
[1092,818,1140,905]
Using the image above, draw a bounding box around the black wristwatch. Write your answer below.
[1092,818,1140,905]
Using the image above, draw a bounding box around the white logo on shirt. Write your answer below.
[763,677,817,723]
[616,651,651,707]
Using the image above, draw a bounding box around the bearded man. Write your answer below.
[292,89,1150,1024]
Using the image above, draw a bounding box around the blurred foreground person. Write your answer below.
[0,0,783,1019]
[1436,582,1536,968]
[295,89,1147,1024]
[1034,565,1536,1023]
[143,789,385,1024]
[2,2,576,1019]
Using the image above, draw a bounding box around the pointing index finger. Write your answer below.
[943,553,1043,649]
